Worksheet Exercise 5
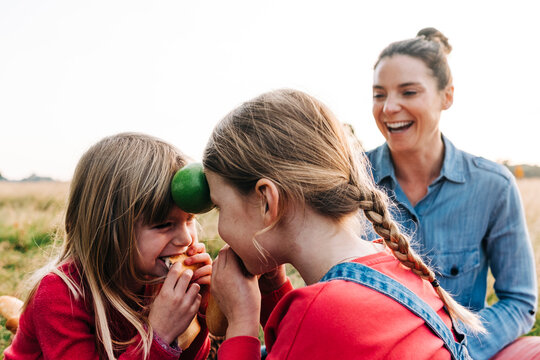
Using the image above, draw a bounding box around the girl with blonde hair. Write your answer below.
[204,89,484,359]
[4,133,212,359]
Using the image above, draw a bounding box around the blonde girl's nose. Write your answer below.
[171,222,194,247]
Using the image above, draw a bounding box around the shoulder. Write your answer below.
[366,143,386,163]
[448,145,514,190]
[275,280,394,326]
[463,152,513,182]
[32,262,88,313]
[268,278,449,359]
[267,281,380,356]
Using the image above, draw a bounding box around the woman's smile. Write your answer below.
[385,121,414,133]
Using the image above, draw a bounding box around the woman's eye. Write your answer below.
[373,93,385,100]
[403,90,417,96]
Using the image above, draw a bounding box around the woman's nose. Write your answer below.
[383,95,401,114]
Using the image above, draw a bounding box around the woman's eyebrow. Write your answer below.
[398,82,422,88]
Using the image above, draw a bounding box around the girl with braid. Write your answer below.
[202,89,484,360]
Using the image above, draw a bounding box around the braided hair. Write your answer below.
[203,88,484,333]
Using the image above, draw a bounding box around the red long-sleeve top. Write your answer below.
[4,262,210,360]
[219,249,454,360]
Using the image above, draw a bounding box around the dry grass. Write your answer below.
[517,179,540,270]
[0,178,539,355]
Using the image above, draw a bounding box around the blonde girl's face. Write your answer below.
[135,205,198,277]
[372,55,452,154]
[206,171,269,275]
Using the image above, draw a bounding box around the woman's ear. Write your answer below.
[442,84,454,110]
[255,178,280,225]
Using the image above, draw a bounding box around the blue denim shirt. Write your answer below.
[366,135,537,360]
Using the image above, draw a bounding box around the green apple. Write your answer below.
[171,163,214,214]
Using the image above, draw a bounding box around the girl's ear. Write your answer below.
[254,178,280,225]
[442,84,454,110]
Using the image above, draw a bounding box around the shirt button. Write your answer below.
[450,266,459,276]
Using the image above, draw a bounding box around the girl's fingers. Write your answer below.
[186,242,206,256]
[194,274,212,286]
[174,269,194,292]
[184,252,212,266]
[162,262,189,292]
[192,264,212,284]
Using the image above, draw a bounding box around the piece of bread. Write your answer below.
[6,317,19,333]
[165,254,203,349]
[0,295,24,334]
[206,295,228,337]
[165,254,228,343]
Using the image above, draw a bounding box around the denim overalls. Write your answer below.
[320,262,471,360]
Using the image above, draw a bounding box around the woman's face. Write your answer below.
[135,205,198,277]
[372,54,452,154]
[206,171,269,275]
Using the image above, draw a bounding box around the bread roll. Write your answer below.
[0,295,24,334]
[165,254,228,341]
[166,254,203,349]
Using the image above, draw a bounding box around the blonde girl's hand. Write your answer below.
[258,264,288,294]
[184,241,212,286]
[149,262,202,345]
[211,245,261,339]
[184,242,213,312]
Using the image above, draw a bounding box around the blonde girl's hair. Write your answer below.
[24,132,187,359]
[203,89,484,333]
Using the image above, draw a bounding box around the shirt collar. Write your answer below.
[370,134,466,185]
[439,135,466,184]
[370,143,395,186]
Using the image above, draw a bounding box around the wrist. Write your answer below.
[153,328,175,346]
[259,276,288,294]
[225,318,259,339]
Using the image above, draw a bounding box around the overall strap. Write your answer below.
[320,262,467,360]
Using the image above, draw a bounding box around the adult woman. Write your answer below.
[367,28,537,359]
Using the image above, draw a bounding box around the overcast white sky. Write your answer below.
[1,1,539,181]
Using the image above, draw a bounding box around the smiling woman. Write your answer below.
[366,28,538,360]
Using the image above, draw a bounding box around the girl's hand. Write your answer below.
[211,245,261,339]
[184,242,212,311]
[149,263,202,345]
[184,242,212,286]
[258,264,288,294]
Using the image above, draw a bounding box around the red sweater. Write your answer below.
[4,263,210,360]
[219,249,454,360]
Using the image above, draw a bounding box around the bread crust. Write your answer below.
[165,254,227,338]
[0,295,24,334]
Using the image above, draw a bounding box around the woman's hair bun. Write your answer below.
[417,27,452,55]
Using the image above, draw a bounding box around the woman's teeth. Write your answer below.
[386,121,413,132]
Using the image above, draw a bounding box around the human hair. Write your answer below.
[203,89,484,333]
[374,27,453,90]
[25,132,187,359]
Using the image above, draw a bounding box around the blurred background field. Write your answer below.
[1,179,539,355]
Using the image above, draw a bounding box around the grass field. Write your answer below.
[1,179,539,355]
